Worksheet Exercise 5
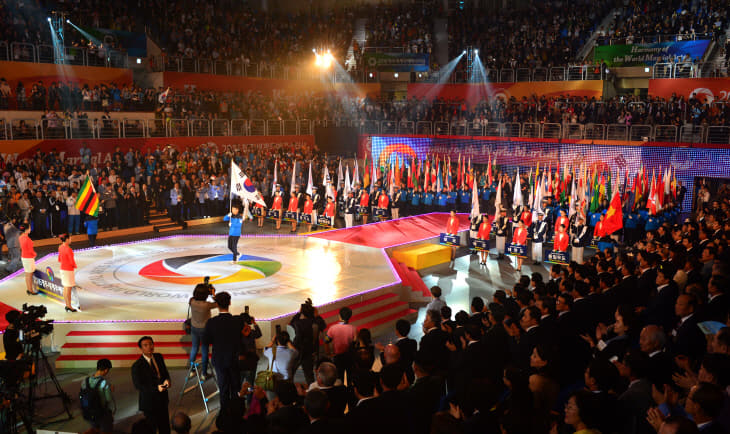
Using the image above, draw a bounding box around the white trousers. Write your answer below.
[345,213,354,228]
[496,236,506,253]
[391,208,399,219]
[532,242,543,262]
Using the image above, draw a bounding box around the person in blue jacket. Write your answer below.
[437,189,449,212]
[84,215,99,247]
[459,184,471,213]
[446,188,458,210]
[411,186,423,215]
[224,204,243,263]
[424,188,435,213]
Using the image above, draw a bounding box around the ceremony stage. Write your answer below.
[0,213,470,368]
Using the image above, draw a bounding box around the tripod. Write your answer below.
[23,340,72,422]
[175,360,219,414]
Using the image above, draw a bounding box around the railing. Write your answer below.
[0,41,8,61]
[3,40,129,68]
[597,33,714,45]
[1,117,727,144]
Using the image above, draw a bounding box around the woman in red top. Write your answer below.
[359,190,370,225]
[58,234,77,312]
[512,221,528,271]
[554,210,568,241]
[302,193,314,232]
[476,213,491,266]
[288,192,300,233]
[593,214,605,240]
[446,210,460,260]
[271,188,283,230]
[377,191,389,222]
[19,224,38,295]
[554,224,569,252]
[255,196,266,228]
[324,196,336,227]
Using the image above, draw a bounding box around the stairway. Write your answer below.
[149,209,187,233]
[345,18,368,71]
[318,292,417,336]
[389,258,431,302]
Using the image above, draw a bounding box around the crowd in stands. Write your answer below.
[599,0,730,44]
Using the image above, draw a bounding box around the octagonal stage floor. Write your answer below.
[2,235,399,323]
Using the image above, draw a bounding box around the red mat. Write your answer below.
[310,213,471,249]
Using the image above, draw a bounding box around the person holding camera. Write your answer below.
[3,310,23,360]
[4,216,21,273]
[187,283,217,380]
[131,336,171,434]
[289,299,326,385]
[204,292,244,412]
[238,309,262,388]
[263,331,299,381]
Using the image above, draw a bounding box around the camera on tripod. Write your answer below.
[16,304,54,345]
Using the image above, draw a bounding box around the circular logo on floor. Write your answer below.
[74,241,289,300]
[139,254,281,285]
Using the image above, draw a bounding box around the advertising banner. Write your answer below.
[407,81,603,106]
[364,53,430,72]
[649,77,730,103]
[0,61,133,89]
[594,40,711,67]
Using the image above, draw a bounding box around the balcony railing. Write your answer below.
[5,41,128,68]
[2,117,727,145]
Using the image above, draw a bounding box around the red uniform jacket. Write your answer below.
[554,231,569,252]
[520,210,532,227]
[594,221,604,238]
[325,202,336,217]
[555,216,568,234]
[303,199,313,214]
[288,196,298,212]
[359,192,369,207]
[58,244,76,271]
[477,221,491,239]
[446,216,459,235]
[513,227,527,245]
[378,193,389,209]
[272,194,283,211]
[20,234,35,259]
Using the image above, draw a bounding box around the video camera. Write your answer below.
[15,304,54,345]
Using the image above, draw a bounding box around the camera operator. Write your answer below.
[3,310,23,360]
[238,310,262,389]
[289,298,326,385]
[187,283,217,380]
[3,216,21,273]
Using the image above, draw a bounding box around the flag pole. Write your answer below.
[229,161,234,214]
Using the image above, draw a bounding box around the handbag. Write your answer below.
[255,346,282,391]
[183,304,192,335]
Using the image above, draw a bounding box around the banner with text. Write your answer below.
[594,40,711,67]
[649,77,730,103]
[407,81,604,106]
[364,52,430,72]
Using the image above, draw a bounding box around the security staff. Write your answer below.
[495,206,509,260]
[571,215,589,264]
[531,212,547,265]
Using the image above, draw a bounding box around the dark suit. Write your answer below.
[705,293,729,323]
[645,282,679,333]
[518,325,543,369]
[546,277,561,296]
[296,417,346,434]
[379,337,417,383]
[418,327,449,374]
[671,313,706,362]
[321,385,349,418]
[131,353,171,434]
[571,297,596,336]
[204,312,244,410]
[404,378,445,434]
[636,268,657,307]
[618,378,655,434]
[266,405,309,434]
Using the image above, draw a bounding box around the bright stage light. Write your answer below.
[394,73,399,78]
[418,72,423,78]
[314,50,334,69]
[462,50,466,54]
[47,17,52,22]
[474,49,478,54]
[136,58,142,64]
[66,19,70,23]
[368,72,374,78]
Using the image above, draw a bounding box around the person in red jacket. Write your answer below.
[512,220,528,271]
[359,190,370,225]
[19,224,38,295]
[255,197,266,228]
[446,210,460,260]
[58,233,77,312]
[271,187,283,230]
[554,224,569,252]
[287,187,301,233]
[324,196,336,227]
[476,213,491,266]
[554,210,568,241]
[377,190,389,221]
[520,207,532,227]
[302,193,314,232]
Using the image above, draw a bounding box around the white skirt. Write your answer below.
[22,258,36,273]
[61,270,76,287]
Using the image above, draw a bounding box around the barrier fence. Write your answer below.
[2,117,728,144]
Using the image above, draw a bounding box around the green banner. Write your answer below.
[594,40,710,67]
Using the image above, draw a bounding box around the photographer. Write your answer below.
[289,299,326,385]
[238,310,262,389]
[3,310,23,360]
[263,331,298,381]
[187,283,217,380]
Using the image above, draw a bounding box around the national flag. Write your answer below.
[487,155,493,186]
[158,87,171,104]
[424,160,430,191]
[568,174,577,220]
[271,159,278,195]
[470,174,480,220]
[602,188,624,235]
[290,160,297,194]
[436,162,443,193]
[352,158,359,189]
[75,175,99,217]
[363,156,371,189]
[344,165,351,197]
[337,159,343,190]
[513,168,523,210]
[306,161,314,196]
[457,154,463,188]
[370,160,377,194]
[322,161,330,187]
[231,162,267,206]
[494,176,502,220]
[648,170,657,215]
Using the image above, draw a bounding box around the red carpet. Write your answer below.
[310,213,471,248]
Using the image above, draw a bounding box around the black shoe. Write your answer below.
[65,306,77,312]
[26,290,38,295]
[534,261,541,265]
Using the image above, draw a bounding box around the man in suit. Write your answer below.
[639,325,673,387]
[131,336,171,434]
[404,357,446,434]
[644,263,679,333]
[570,215,589,264]
[265,381,308,434]
[616,350,655,434]
[705,275,729,323]
[377,319,417,383]
[299,389,343,434]
[204,292,244,411]
[671,293,706,363]
[546,264,562,296]
[495,207,509,259]
[518,306,542,369]
[418,309,449,375]
[570,280,596,336]
[685,382,727,434]
[635,250,658,308]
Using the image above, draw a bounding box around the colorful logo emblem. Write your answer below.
[45,266,55,282]
[243,177,256,193]
[139,254,281,285]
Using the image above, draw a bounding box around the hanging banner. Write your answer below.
[594,40,711,67]
[649,77,730,103]
[364,53,430,72]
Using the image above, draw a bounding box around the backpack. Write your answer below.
[79,376,104,422]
